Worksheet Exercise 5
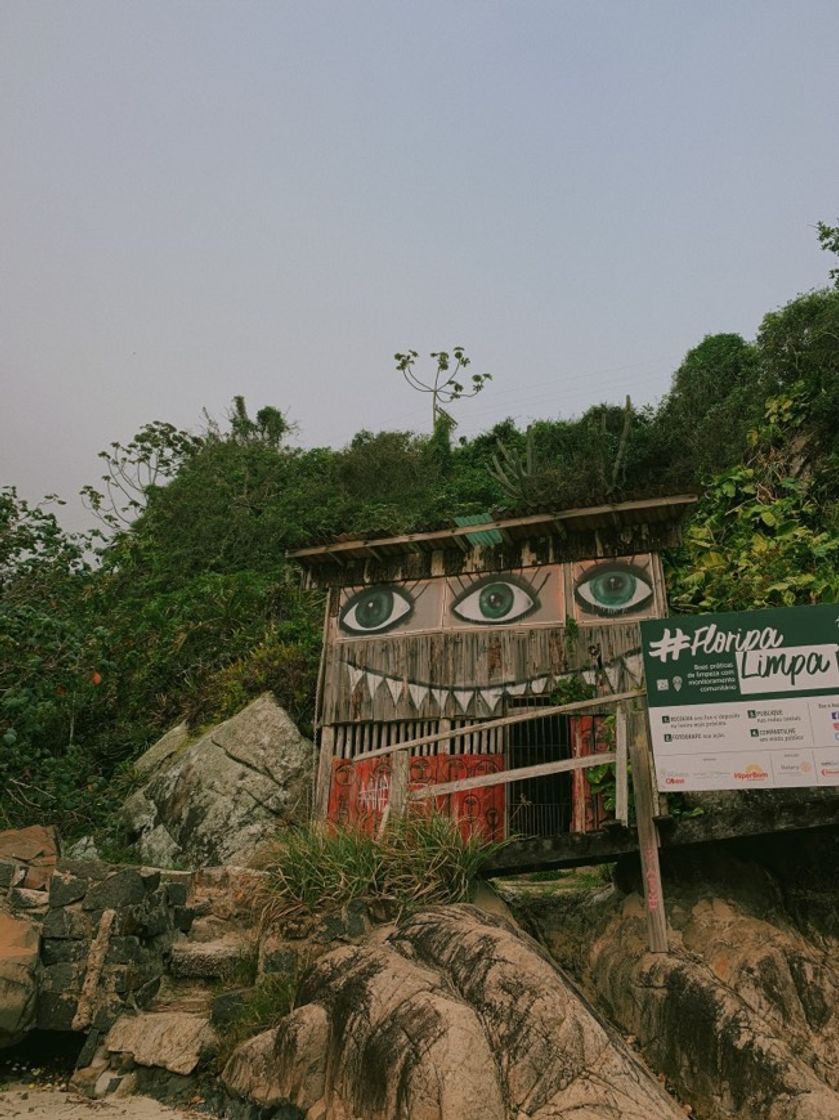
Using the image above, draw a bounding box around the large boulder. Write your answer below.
[510,842,839,1120]
[122,694,313,868]
[0,913,39,1048]
[223,904,686,1119]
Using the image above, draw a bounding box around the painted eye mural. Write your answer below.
[450,573,541,625]
[339,585,415,635]
[336,558,658,639]
[572,558,654,619]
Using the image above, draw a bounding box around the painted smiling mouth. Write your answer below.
[343,653,643,714]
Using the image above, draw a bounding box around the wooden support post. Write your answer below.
[614,704,629,827]
[628,708,668,953]
[389,749,409,817]
[437,717,452,755]
[377,746,409,837]
[315,726,335,819]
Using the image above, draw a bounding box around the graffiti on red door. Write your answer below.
[327,753,505,841]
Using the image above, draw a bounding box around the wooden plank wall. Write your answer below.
[322,620,646,725]
[332,718,506,760]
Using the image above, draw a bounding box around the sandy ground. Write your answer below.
[0,1087,212,1119]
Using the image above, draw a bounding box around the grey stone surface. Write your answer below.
[84,870,146,912]
[133,720,191,777]
[122,694,313,868]
[0,859,18,889]
[49,871,89,908]
[42,906,93,940]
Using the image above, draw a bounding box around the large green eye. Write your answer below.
[479,583,515,619]
[574,562,653,617]
[452,575,539,625]
[339,585,414,635]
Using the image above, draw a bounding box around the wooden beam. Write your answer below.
[629,708,668,953]
[287,495,699,561]
[614,704,629,827]
[410,751,617,800]
[351,689,644,763]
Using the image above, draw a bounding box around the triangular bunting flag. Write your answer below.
[582,669,597,686]
[605,664,620,692]
[346,664,364,692]
[453,689,473,713]
[505,681,527,697]
[409,682,429,710]
[385,676,403,704]
[480,687,503,712]
[430,687,448,711]
[530,677,548,694]
[366,671,381,696]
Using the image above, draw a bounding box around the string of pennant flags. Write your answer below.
[343,652,644,714]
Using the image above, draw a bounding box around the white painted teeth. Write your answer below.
[345,661,632,713]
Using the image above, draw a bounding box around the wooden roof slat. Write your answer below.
[287,494,698,563]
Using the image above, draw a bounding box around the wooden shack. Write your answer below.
[289,495,697,841]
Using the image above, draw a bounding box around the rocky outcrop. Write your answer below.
[0,913,39,1047]
[0,824,60,892]
[223,904,686,1120]
[508,841,839,1120]
[122,694,313,868]
[105,1011,218,1076]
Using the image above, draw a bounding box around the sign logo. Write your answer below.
[733,764,769,781]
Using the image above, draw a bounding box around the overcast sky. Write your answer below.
[2,1,837,530]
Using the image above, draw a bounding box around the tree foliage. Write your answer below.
[4,239,839,840]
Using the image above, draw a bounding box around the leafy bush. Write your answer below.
[667,385,839,614]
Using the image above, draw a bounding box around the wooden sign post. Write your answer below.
[614,704,629,826]
[628,707,668,953]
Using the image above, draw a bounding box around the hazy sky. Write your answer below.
[3,1,838,530]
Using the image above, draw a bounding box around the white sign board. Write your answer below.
[640,604,839,792]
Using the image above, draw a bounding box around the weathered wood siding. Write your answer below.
[322,620,647,725]
[302,522,682,590]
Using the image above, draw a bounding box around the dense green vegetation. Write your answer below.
[2,248,838,840]
[255,814,510,922]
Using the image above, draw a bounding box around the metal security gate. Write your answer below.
[506,702,572,838]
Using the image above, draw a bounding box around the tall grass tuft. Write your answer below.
[256,813,511,927]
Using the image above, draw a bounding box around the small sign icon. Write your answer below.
[662,715,670,724]
[664,734,672,743]
[673,676,683,693]
[832,711,839,720]
[750,729,760,738]
[657,680,669,692]
[748,710,756,719]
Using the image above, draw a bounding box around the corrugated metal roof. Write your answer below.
[453,513,503,547]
